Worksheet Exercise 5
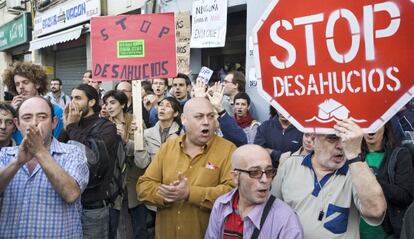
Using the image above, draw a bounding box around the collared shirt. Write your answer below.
[271,154,383,239]
[137,135,236,239]
[204,189,304,239]
[0,138,89,238]
[45,92,71,109]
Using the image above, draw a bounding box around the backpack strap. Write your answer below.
[388,147,404,185]
[250,195,276,239]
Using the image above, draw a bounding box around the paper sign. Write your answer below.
[196,66,214,84]
[190,0,228,48]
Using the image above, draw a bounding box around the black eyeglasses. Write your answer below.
[234,168,276,179]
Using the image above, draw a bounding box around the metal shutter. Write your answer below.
[55,46,87,95]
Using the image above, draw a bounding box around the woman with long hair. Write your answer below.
[103,90,148,239]
[360,122,414,239]
[134,96,183,168]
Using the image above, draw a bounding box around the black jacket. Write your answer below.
[374,145,414,236]
[58,114,118,204]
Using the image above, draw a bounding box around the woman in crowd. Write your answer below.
[134,96,182,168]
[360,122,414,239]
[103,90,148,239]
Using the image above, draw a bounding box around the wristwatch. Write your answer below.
[347,153,365,165]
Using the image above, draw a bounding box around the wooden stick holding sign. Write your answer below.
[132,80,144,150]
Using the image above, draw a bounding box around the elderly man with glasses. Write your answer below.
[205,144,303,239]
[271,119,387,239]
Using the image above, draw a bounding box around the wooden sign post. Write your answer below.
[132,80,144,150]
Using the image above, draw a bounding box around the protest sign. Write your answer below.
[190,0,228,48]
[91,13,177,81]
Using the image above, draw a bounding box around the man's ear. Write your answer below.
[230,170,239,186]
[181,114,186,126]
[51,116,58,130]
[13,118,20,131]
[88,99,96,109]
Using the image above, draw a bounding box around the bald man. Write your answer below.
[137,97,236,239]
[204,144,303,239]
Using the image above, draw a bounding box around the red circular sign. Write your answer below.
[253,0,414,133]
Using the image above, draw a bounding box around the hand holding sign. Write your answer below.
[196,66,214,85]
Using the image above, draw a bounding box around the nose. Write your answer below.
[201,115,209,125]
[0,121,6,129]
[335,139,343,149]
[259,172,271,183]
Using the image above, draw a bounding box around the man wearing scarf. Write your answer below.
[233,92,260,143]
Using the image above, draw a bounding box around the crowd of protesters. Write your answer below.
[0,61,413,239]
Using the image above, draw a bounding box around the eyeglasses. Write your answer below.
[234,168,276,179]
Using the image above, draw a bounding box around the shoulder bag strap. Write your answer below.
[251,195,276,239]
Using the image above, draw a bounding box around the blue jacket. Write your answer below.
[218,112,247,147]
[254,117,303,167]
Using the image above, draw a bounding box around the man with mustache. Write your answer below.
[2,61,64,144]
[137,97,236,239]
[272,119,387,239]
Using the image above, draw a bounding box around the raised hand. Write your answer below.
[193,79,207,98]
[65,102,82,126]
[334,118,364,159]
[10,95,24,109]
[207,82,225,113]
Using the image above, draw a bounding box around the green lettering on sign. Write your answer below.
[117,40,145,58]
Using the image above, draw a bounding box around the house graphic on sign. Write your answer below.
[306,98,366,123]
[318,99,349,120]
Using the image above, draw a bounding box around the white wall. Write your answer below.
[245,0,273,122]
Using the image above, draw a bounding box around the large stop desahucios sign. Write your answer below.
[253,0,414,133]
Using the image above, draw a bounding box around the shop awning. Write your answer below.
[29,25,84,51]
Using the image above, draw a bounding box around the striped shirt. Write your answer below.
[0,138,89,238]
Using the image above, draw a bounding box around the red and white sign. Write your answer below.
[91,13,177,81]
[253,0,414,133]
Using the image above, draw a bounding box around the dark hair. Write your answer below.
[3,61,48,96]
[17,96,55,121]
[228,71,246,93]
[141,80,154,95]
[362,122,397,154]
[234,92,251,106]
[159,96,182,125]
[103,90,129,113]
[0,102,17,118]
[84,70,92,78]
[269,105,277,118]
[153,78,168,86]
[175,73,191,86]
[51,78,62,85]
[73,84,101,113]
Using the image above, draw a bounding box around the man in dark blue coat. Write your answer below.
[254,106,303,168]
